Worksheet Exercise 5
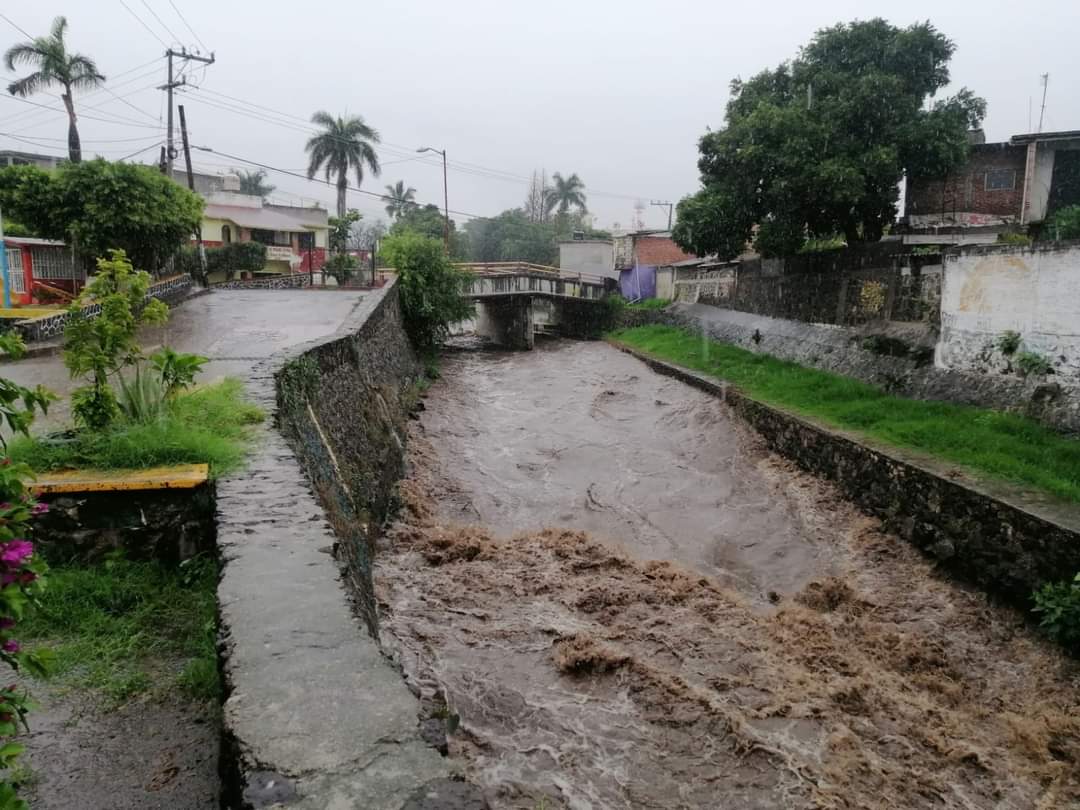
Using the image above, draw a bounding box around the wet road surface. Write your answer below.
[1,289,367,431]
[376,340,1080,810]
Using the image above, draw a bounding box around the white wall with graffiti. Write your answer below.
[937,243,1080,385]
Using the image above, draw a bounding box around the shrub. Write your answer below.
[379,232,474,351]
[996,330,1021,356]
[1032,573,1080,653]
[150,348,207,397]
[64,250,169,428]
[996,231,1032,246]
[206,241,266,280]
[0,160,203,273]
[323,253,360,285]
[116,366,166,424]
[1043,204,1080,241]
[1015,350,1053,377]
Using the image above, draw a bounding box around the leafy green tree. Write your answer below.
[465,209,558,265]
[4,16,104,163]
[305,111,381,218]
[63,250,169,429]
[391,204,467,259]
[674,19,985,259]
[1043,205,1080,241]
[379,232,473,351]
[328,209,362,252]
[0,160,203,273]
[544,172,587,217]
[235,169,275,199]
[383,180,417,220]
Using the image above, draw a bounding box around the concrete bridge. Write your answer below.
[456,262,612,349]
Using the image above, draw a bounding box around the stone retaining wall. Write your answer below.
[14,274,194,343]
[610,341,1080,606]
[212,274,311,290]
[215,281,457,809]
[31,482,215,564]
[644,303,1080,435]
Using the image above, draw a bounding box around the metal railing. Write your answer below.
[455,261,610,286]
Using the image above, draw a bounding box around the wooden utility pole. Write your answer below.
[1037,73,1049,134]
[178,104,207,283]
[160,48,215,177]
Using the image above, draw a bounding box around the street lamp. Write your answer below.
[417,147,449,253]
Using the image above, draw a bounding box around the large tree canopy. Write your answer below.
[0,160,203,273]
[673,19,985,259]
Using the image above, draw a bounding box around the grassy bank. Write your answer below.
[609,325,1080,503]
[20,555,219,702]
[10,378,263,478]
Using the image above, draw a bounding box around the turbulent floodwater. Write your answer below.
[375,341,1080,810]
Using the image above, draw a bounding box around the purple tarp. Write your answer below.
[619,265,657,301]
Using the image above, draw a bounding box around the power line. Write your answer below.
[0,131,163,144]
[117,140,164,162]
[167,0,209,53]
[140,0,182,45]
[0,94,163,129]
[0,11,31,38]
[118,0,168,48]
[192,144,494,221]
[0,131,162,155]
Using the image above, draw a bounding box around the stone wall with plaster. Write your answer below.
[937,242,1080,388]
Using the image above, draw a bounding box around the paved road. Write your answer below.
[0,289,367,432]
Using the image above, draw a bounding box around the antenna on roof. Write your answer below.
[1037,73,1049,134]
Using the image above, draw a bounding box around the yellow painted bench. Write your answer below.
[29,463,210,495]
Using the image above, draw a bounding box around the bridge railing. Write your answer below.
[455,262,611,287]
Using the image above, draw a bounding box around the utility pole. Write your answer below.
[160,47,215,177]
[417,147,450,254]
[178,104,207,284]
[1037,73,1049,134]
[650,200,673,231]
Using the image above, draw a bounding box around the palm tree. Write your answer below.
[4,16,104,163]
[383,180,417,220]
[544,172,588,217]
[236,169,276,199]
[305,111,381,218]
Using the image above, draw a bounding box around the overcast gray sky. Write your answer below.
[2,1,1078,230]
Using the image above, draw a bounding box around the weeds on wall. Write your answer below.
[1032,573,1080,655]
[1015,351,1054,377]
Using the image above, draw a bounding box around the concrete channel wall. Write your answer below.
[215,280,457,809]
[611,341,1080,607]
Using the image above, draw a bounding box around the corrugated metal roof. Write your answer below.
[2,236,66,247]
[204,204,325,231]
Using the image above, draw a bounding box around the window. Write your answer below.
[251,229,292,247]
[985,169,1016,191]
[221,224,232,244]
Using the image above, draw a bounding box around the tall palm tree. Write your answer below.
[4,16,104,163]
[383,180,417,220]
[544,172,588,217]
[305,111,381,218]
[236,168,276,199]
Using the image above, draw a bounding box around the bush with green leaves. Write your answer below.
[996,231,1032,246]
[151,348,207,398]
[0,159,203,273]
[1015,350,1053,377]
[323,253,360,285]
[1033,573,1080,654]
[0,334,54,809]
[63,249,169,429]
[379,232,473,351]
[996,330,1021,356]
[1043,205,1080,242]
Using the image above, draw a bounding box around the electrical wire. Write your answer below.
[3,63,164,129]
[118,0,168,48]
[140,0,182,45]
[0,131,161,155]
[167,0,210,53]
[0,94,163,129]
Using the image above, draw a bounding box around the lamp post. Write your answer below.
[417,147,449,253]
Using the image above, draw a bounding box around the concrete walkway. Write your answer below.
[0,289,369,432]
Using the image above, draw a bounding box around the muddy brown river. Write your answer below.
[375,341,1080,810]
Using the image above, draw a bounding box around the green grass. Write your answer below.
[628,298,672,311]
[609,325,1080,503]
[10,378,264,478]
[20,555,220,703]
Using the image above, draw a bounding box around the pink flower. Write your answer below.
[0,574,16,587]
[30,502,48,516]
[0,540,33,566]
[2,641,18,654]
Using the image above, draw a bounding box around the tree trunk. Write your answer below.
[61,90,81,163]
[336,176,347,220]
